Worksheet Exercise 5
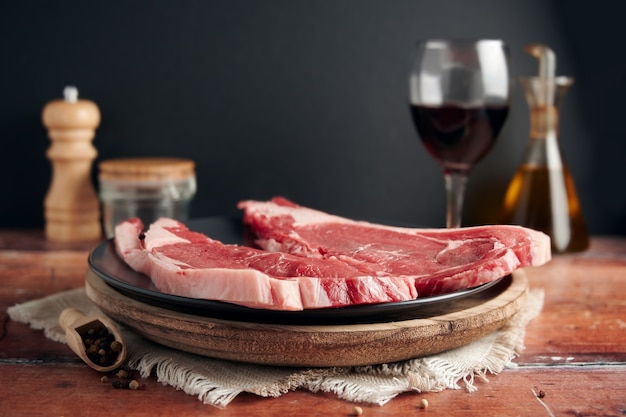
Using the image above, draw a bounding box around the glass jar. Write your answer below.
[98,157,196,238]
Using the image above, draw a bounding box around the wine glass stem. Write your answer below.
[444,172,468,228]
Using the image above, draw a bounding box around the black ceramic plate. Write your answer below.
[88,217,508,325]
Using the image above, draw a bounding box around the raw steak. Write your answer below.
[114,217,417,311]
[238,197,551,297]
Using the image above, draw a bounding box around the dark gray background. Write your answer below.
[1,0,624,235]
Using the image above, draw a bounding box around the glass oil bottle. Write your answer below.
[500,44,589,253]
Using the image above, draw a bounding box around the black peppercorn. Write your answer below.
[80,323,121,368]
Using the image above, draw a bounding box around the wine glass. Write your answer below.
[409,39,512,228]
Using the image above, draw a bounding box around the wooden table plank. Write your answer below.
[2,233,626,415]
[0,364,624,416]
[521,250,626,365]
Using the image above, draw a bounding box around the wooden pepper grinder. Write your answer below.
[43,86,102,242]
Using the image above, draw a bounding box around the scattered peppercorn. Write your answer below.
[537,390,546,398]
[101,368,145,391]
[112,378,132,389]
[352,405,363,416]
[419,398,429,409]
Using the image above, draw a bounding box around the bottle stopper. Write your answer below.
[524,43,556,80]
[522,44,573,109]
[43,86,102,242]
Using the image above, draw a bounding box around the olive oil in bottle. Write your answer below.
[500,44,589,253]
[501,163,588,253]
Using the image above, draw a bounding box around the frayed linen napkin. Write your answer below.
[7,287,543,408]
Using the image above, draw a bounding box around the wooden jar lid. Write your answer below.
[99,158,195,182]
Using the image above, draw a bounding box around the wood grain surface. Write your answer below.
[85,269,528,366]
[2,232,625,416]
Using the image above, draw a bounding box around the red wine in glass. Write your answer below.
[408,39,511,228]
[409,104,509,174]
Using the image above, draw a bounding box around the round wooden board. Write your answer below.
[85,269,528,367]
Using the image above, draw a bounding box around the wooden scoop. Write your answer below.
[59,307,127,372]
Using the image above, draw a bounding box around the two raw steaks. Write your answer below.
[115,197,551,311]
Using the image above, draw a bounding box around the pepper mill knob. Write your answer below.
[43,86,102,242]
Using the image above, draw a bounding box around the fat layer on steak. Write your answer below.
[114,217,417,311]
[114,198,551,311]
[238,197,551,298]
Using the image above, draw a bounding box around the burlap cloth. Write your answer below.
[7,287,543,408]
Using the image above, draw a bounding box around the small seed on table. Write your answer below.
[112,379,130,389]
[352,405,363,415]
[419,398,429,409]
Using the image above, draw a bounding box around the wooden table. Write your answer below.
[1,230,625,416]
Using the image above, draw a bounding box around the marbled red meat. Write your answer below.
[114,217,417,311]
[114,198,550,311]
[238,197,551,297]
